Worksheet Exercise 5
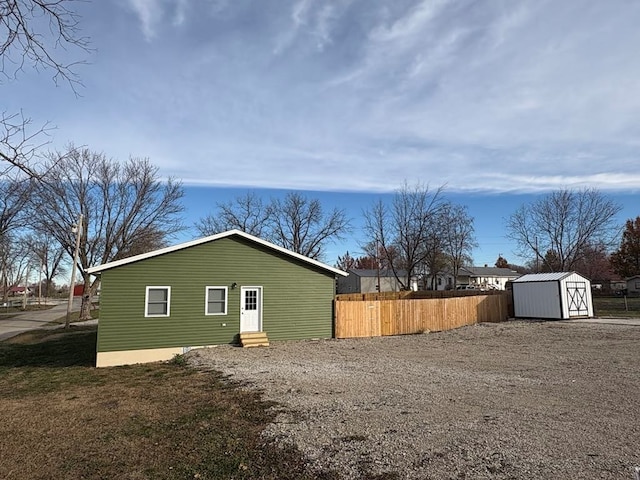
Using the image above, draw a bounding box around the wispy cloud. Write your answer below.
[172,0,188,27]
[274,0,344,54]
[127,0,161,41]
[26,0,640,194]
[126,0,188,40]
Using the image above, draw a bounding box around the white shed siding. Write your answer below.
[560,272,594,318]
[513,279,562,318]
[512,272,593,319]
[361,276,404,293]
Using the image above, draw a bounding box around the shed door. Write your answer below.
[566,281,589,317]
[240,287,262,332]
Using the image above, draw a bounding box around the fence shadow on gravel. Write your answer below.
[335,292,512,338]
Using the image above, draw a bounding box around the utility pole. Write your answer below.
[376,239,381,294]
[65,213,83,329]
[22,267,29,310]
[38,259,42,306]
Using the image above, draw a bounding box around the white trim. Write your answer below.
[87,229,348,277]
[145,286,171,317]
[205,286,228,315]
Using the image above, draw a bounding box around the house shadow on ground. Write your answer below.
[0,327,97,368]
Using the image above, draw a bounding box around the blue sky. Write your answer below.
[5,0,640,266]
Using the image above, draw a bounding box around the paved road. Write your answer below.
[0,298,95,342]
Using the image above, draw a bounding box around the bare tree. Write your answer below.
[195,191,350,261]
[441,203,477,287]
[268,192,350,260]
[24,232,66,297]
[363,183,446,290]
[359,241,401,271]
[0,0,88,85]
[0,111,53,178]
[195,192,270,237]
[0,172,33,299]
[573,243,614,281]
[31,147,185,320]
[0,233,33,303]
[506,188,622,272]
[421,208,450,290]
[1,0,90,176]
[0,171,32,235]
[335,251,356,271]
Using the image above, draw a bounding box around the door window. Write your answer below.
[244,290,257,310]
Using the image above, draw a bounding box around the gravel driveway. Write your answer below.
[187,320,640,479]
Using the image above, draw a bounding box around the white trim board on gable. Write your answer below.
[87,229,348,277]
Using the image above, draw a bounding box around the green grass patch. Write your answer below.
[0,328,338,479]
[593,295,640,318]
[47,306,100,325]
[0,327,102,397]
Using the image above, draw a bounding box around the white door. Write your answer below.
[566,281,589,317]
[240,287,262,332]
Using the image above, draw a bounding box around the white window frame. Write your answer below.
[145,286,171,317]
[205,286,228,316]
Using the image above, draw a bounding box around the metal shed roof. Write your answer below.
[513,272,579,283]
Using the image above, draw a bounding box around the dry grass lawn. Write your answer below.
[0,327,337,480]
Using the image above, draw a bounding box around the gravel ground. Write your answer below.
[187,320,640,479]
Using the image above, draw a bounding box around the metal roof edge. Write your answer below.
[86,229,348,277]
[512,272,583,283]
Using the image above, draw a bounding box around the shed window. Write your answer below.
[145,286,170,317]
[206,287,228,315]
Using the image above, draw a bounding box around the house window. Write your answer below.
[206,286,228,315]
[146,286,170,317]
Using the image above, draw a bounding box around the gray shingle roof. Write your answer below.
[459,267,520,277]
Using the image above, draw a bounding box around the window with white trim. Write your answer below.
[205,286,228,315]
[145,286,171,317]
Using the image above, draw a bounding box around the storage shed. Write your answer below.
[512,272,593,319]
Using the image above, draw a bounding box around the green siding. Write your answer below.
[97,236,336,352]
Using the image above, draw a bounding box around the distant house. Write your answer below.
[456,267,521,290]
[422,272,455,291]
[87,230,347,367]
[626,275,640,296]
[336,269,418,294]
[610,278,627,293]
[8,286,33,297]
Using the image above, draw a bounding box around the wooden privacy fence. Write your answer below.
[336,290,507,301]
[335,292,511,339]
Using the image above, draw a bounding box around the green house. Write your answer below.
[87,230,347,367]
